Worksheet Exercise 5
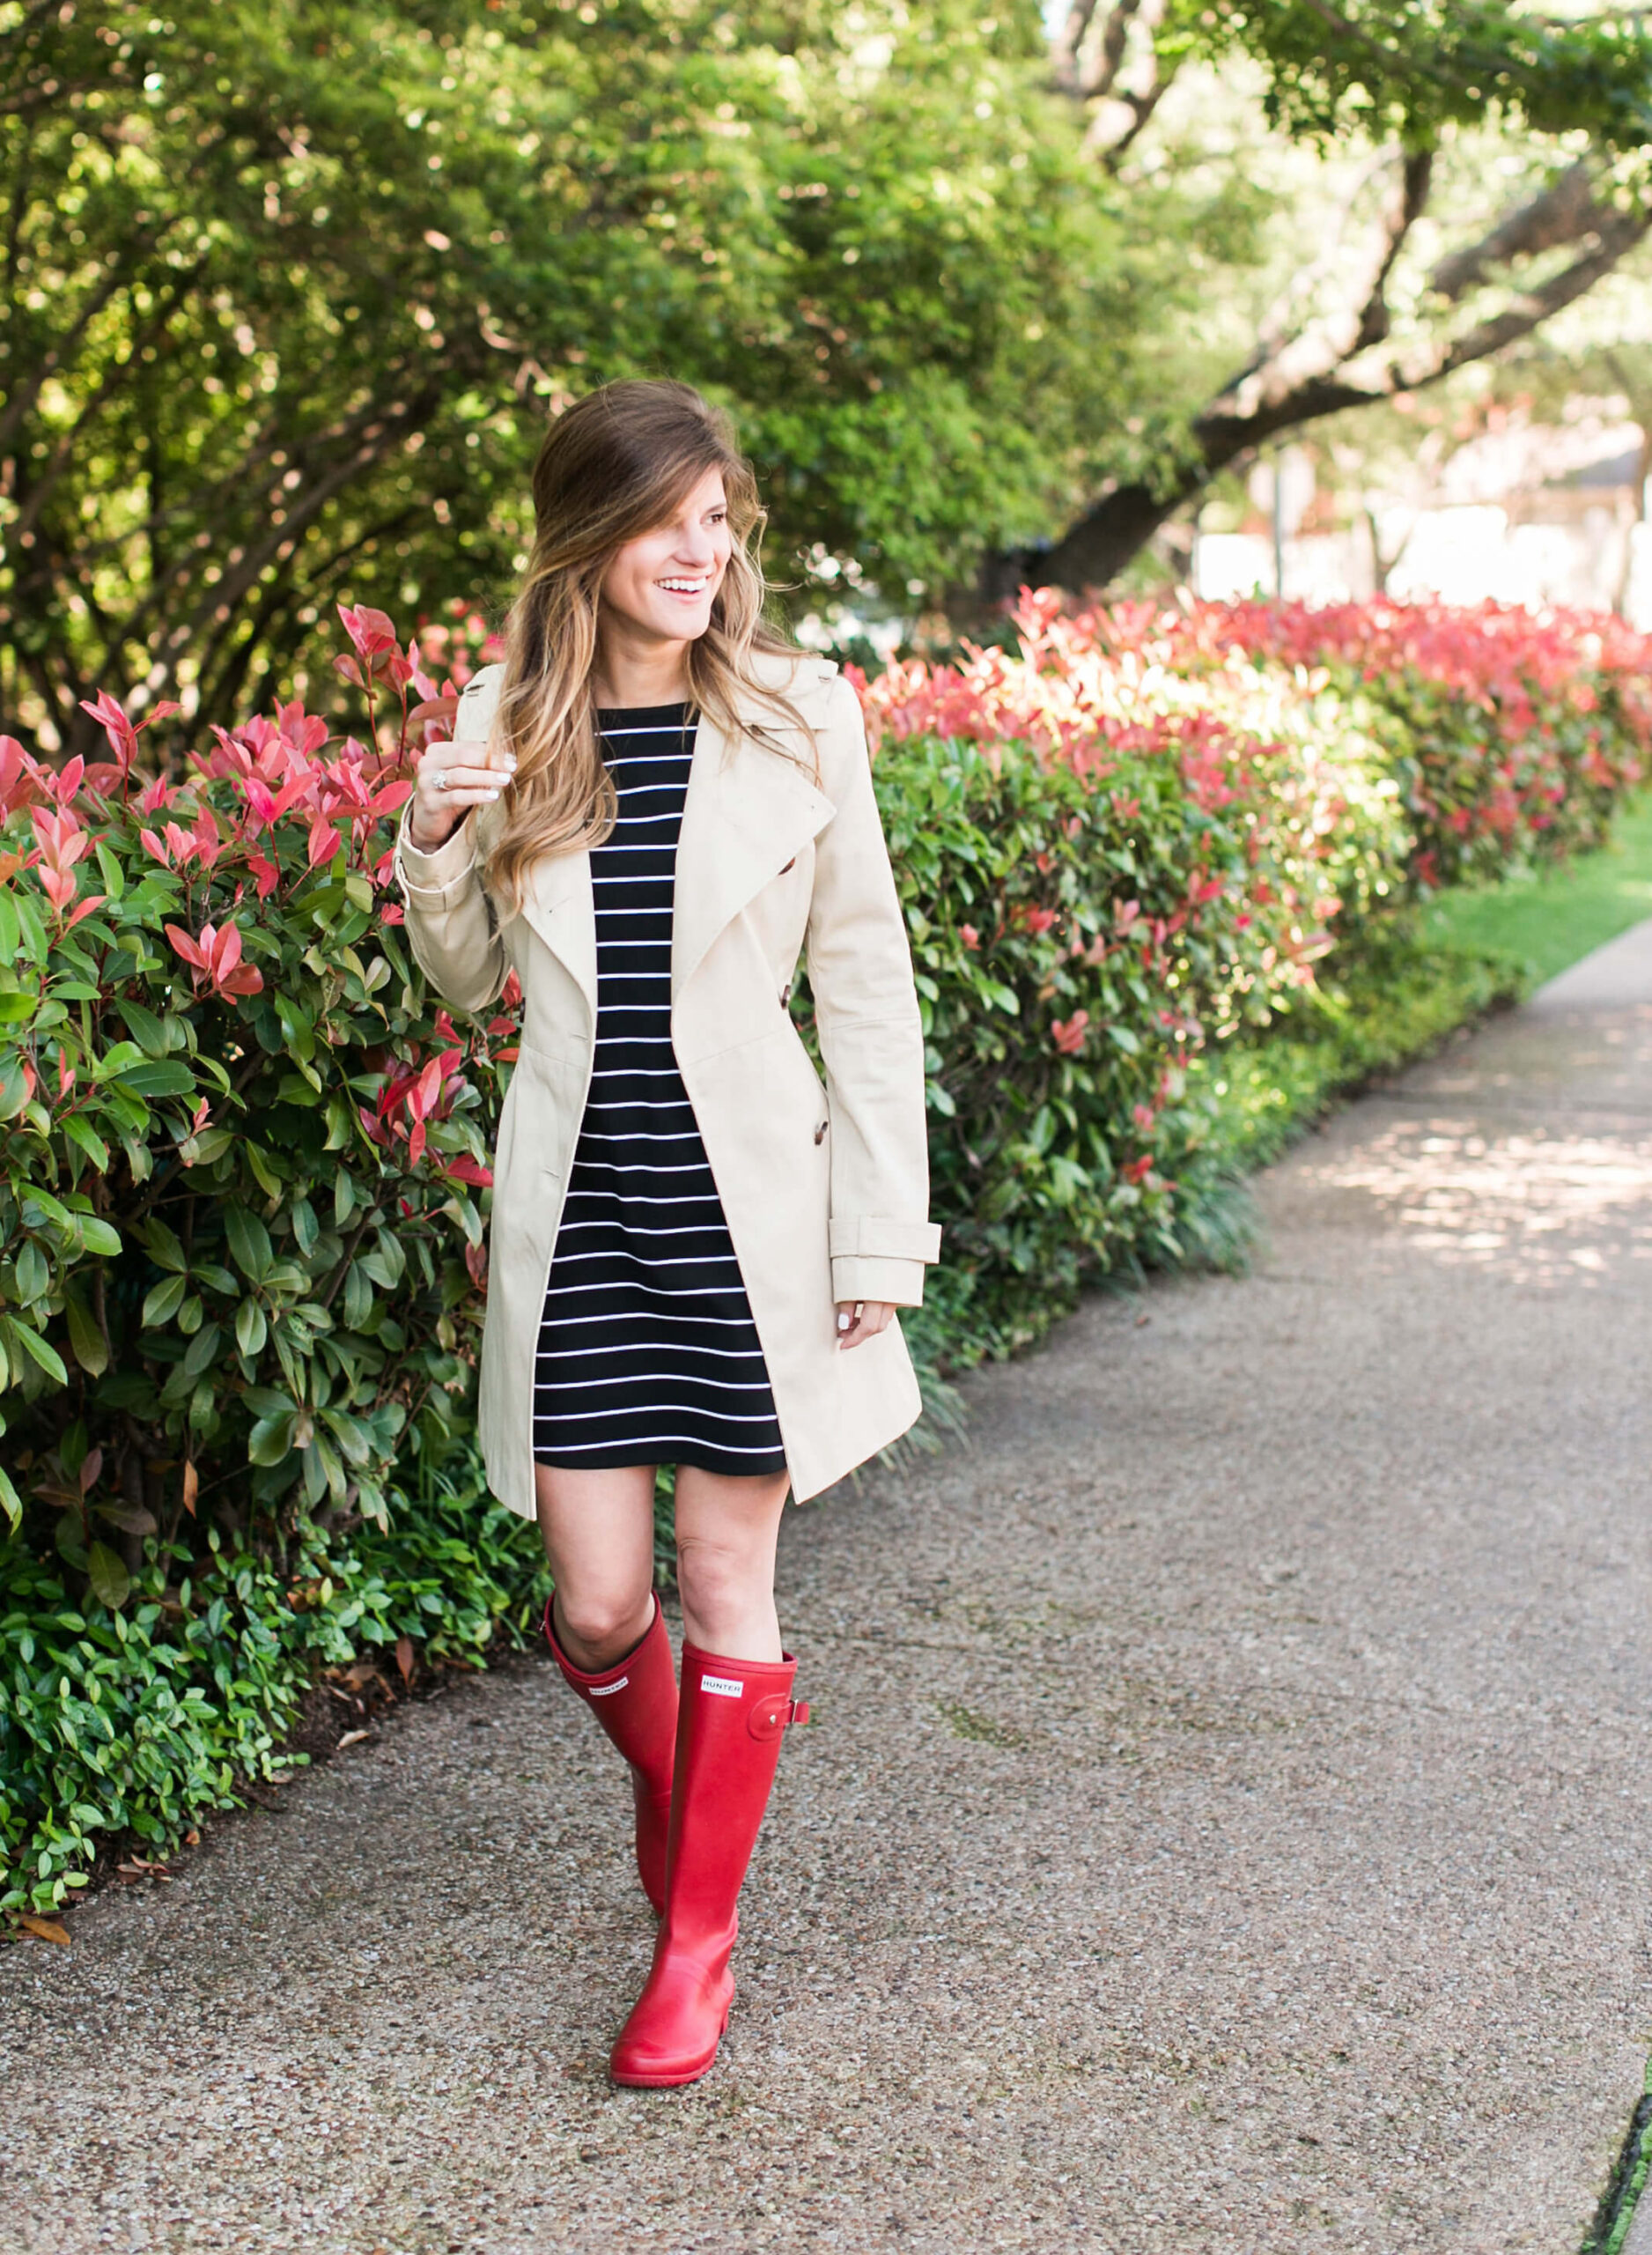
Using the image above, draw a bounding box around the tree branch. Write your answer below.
[0,248,149,461]
[1428,160,1601,299]
[139,393,441,708]
[10,267,206,544]
[995,169,1649,595]
[1051,0,1109,96]
[1410,206,1652,387]
[1217,145,1432,425]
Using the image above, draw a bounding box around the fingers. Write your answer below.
[834,1300,895,1349]
[420,763,506,801]
[407,753,515,851]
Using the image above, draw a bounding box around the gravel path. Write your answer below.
[5,925,1652,2255]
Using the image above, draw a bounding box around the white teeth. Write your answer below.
[659,580,706,592]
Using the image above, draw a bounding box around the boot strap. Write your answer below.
[748,1691,810,1741]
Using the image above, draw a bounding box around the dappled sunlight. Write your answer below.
[1303,1118,1652,1284]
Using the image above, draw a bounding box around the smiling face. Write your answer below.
[597,464,732,661]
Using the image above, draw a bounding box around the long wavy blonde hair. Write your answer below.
[483,379,808,911]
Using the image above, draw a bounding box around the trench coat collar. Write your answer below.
[513,677,837,1024]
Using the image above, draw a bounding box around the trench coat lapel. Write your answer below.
[520,840,598,1027]
[672,691,837,1000]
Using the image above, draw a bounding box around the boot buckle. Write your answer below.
[748,1692,810,1740]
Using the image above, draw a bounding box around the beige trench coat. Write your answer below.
[393,649,941,1514]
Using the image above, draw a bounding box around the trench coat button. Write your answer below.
[814,1120,828,1144]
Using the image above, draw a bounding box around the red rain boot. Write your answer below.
[544,1592,678,1917]
[608,1643,808,2089]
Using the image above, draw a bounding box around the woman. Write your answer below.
[395,380,940,2087]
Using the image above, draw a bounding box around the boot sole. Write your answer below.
[608,2007,730,2089]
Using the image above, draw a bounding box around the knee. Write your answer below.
[553,1584,651,1667]
[675,1532,763,1636]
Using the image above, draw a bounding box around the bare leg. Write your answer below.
[535,1462,659,1671]
[672,1465,793,1662]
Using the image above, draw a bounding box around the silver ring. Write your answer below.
[434,768,449,792]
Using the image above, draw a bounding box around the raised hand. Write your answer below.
[407,730,515,852]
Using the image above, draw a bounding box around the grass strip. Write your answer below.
[1423,793,1652,987]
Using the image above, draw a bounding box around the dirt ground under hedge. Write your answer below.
[4,922,1652,2255]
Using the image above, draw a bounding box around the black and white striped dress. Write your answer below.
[531,704,790,1476]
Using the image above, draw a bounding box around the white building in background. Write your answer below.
[1191,423,1652,625]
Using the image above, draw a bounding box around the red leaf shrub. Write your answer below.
[0,612,518,1573]
[857,590,1650,1349]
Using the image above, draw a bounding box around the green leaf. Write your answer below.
[117,999,167,1056]
[247,1412,297,1468]
[77,1216,121,1257]
[94,842,127,902]
[320,1407,372,1464]
[96,1369,159,1416]
[246,1143,284,1199]
[63,1290,108,1378]
[0,1058,33,1121]
[241,1386,296,1417]
[15,1240,48,1304]
[93,1500,157,1537]
[86,1544,131,1612]
[92,1040,147,1076]
[224,1206,273,1285]
[0,989,34,1024]
[1108,1024,1140,1055]
[144,1218,188,1273]
[0,1462,20,1532]
[140,1272,188,1328]
[11,1320,68,1386]
[112,1058,196,1098]
[61,1115,112,1171]
[290,1198,319,1257]
[234,1299,268,1357]
[181,1323,222,1379]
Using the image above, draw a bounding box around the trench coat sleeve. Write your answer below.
[391,673,509,1017]
[806,675,942,1308]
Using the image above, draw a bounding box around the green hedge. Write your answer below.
[3,594,1648,1919]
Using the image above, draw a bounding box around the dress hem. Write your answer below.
[533,1446,790,1477]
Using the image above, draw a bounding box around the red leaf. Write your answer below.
[165,923,209,973]
[444,1155,494,1188]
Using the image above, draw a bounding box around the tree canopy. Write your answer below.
[4,0,1247,749]
[5,0,1652,743]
